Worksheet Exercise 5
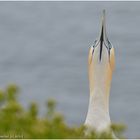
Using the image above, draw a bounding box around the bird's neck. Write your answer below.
[85,71,112,132]
[89,86,110,116]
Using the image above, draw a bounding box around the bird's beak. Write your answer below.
[98,10,108,61]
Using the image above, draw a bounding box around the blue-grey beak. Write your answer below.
[98,10,108,61]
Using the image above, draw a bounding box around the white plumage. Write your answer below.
[85,10,115,134]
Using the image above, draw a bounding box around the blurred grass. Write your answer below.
[0,84,126,139]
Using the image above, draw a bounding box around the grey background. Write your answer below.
[0,2,139,138]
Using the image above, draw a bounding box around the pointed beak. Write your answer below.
[99,10,107,41]
[98,10,108,61]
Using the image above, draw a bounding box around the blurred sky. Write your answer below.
[0,2,140,138]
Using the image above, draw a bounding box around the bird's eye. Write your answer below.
[91,40,97,55]
[106,39,112,56]
[92,40,97,48]
[107,39,112,50]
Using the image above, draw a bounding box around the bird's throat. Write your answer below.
[85,65,112,132]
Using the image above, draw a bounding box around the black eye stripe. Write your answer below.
[93,38,112,49]
[92,48,94,55]
[93,40,99,48]
[91,39,113,57]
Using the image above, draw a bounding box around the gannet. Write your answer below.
[85,10,115,134]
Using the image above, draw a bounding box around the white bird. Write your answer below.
[85,10,115,134]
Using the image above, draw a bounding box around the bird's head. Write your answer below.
[88,10,115,94]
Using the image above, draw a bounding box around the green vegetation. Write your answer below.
[0,84,126,139]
